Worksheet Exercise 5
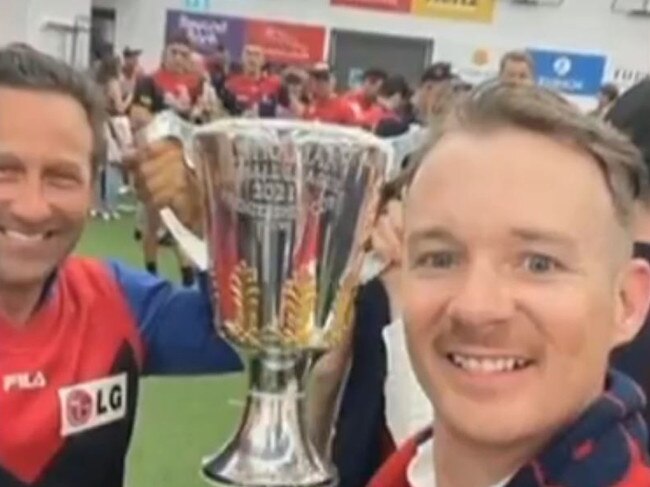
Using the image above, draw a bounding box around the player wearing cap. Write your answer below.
[0,46,242,487]
[412,62,456,128]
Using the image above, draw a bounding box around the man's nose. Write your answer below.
[8,177,52,225]
[447,261,515,329]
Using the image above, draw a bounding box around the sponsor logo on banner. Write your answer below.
[331,0,411,12]
[165,10,246,58]
[245,20,326,64]
[411,0,496,23]
[58,374,127,437]
[528,49,606,96]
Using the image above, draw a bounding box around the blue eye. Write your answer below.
[523,254,559,274]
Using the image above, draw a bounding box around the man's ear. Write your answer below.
[613,258,650,348]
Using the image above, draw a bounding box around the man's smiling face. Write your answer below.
[402,125,649,448]
[0,87,93,290]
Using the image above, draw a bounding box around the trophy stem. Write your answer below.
[201,351,337,487]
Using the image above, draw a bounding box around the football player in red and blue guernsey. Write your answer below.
[0,46,242,487]
[370,83,650,486]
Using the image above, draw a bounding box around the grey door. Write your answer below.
[329,30,434,90]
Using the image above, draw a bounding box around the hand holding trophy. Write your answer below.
[145,112,391,486]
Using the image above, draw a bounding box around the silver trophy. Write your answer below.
[146,112,391,487]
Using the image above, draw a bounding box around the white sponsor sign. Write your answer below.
[58,373,127,437]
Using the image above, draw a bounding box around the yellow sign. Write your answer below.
[411,0,496,23]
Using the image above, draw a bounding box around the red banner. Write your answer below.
[331,0,411,12]
[245,20,326,64]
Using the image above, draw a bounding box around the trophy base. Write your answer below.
[200,353,338,487]
[201,450,336,487]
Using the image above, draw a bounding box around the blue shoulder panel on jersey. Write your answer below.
[105,260,243,376]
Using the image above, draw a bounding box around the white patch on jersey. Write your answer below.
[58,373,127,437]
[3,371,47,392]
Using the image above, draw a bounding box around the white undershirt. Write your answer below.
[408,438,513,487]
[383,317,433,445]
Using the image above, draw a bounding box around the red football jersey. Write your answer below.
[0,257,241,487]
[152,69,202,102]
[226,73,282,109]
[345,89,384,125]
[303,96,359,126]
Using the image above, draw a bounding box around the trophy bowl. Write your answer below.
[147,114,390,487]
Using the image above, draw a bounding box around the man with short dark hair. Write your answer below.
[345,67,388,125]
[370,75,414,136]
[0,45,241,487]
[499,50,535,86]
[370,83,650,486]
[302,63,359,126]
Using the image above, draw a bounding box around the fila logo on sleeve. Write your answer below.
[3,371,47,392]
[58,373,127,437]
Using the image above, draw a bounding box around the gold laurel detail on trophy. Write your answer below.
[279,269,317,348]
[323,282,358,348]
[227,261,261,348]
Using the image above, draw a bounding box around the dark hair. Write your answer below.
[284,72,303,86]
[600,83,620,103]
[379,75,411,99]
[363,68,388,83]
[0,46,106,176]
[421,62,453,83]
[499,50,535,75]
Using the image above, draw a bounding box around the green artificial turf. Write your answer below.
[76,215,246,487]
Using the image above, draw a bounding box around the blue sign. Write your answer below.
[184,0,211,12]
[528,49,607,96]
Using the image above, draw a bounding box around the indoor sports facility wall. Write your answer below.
[1,0,649,103]
[101,0,649,83]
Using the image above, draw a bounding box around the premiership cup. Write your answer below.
[146,112,391,486]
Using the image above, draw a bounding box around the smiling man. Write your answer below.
[369,84,650,487]
[0,46,241,487]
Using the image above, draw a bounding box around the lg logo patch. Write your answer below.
[58,373,127,436]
